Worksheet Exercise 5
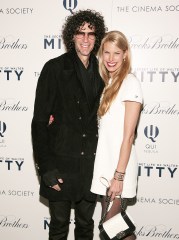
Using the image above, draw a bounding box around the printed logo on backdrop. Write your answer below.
[63,0,78,14]
[128,35,179,50]
[141,101,179,117]
[138,161,178,178]
[0,67,24,80]
[34,72,40,78]
[44,217,75,230]
[0,99,28,112]
[44,217,50,230]
[138,125,178,178]
[0,215,28,228]
[0,122,7,147]
[144,125,159,143]
[137,196,179,206]
[0,8,33,15]
[115,3,179,14]
[133,67,179,83]
[43,0,78,49]
[143,125,159,154]
[0,36,27,50]
[135,224,179,238]
[112,1,179,50]
[0,157,24,171]
[0,121,6,137]
[44,34,62,49]
[138,162,178,179]
[0,189,34,197]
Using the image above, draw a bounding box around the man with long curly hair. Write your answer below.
[31,9,106,240]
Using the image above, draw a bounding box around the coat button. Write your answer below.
[82,134,86,137]
[94,152,96,155]
[35,163,40,170]
[81,152,84,155]
[78,117,82,120]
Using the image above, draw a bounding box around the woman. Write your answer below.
[90,31,143,239]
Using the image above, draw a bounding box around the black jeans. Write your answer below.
[49,199,96,240]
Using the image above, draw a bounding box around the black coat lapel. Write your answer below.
[70,50,91,110]
[69,50,104,125]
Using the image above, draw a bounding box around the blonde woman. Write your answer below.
[90,31,143,239]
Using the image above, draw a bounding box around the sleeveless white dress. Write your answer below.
[90,74,143,198]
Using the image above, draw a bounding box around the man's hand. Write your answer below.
[42,169,63,190]
[50,178,63,191]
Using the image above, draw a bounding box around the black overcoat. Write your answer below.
[31,50,104,201]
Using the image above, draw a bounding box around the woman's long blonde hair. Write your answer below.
[98,31,131,117]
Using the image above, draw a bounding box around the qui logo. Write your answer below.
[63,0,78,14]
[0,121,6,137]
[144,125,159,143]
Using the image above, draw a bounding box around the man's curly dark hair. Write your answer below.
[62,9,107,54]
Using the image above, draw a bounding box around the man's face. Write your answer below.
[73,22,96,60]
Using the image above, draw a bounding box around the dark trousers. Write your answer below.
[49,199,96,240]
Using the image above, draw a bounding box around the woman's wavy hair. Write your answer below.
[98,31,131,117]
[62,9,107,54]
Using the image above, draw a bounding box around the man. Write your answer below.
[31,9,106,240]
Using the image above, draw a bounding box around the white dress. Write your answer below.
[90,74,143,198]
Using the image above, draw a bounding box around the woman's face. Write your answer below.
[102,41,127,77]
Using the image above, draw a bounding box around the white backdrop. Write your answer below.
[0,0,179,239]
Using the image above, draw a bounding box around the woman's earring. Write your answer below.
[123,58,126,62]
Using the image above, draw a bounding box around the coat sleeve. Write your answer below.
[31,60,57,175]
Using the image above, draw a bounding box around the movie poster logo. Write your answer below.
[138,162,178,178]
[44,217,50,230]
[0,157,24,171]
[44,35,62,49]
[44,216,75,230]
[133,67,179,83]
[0,36,27,50]
[0,67,24,81]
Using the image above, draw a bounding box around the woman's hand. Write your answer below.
[108,178,123,201]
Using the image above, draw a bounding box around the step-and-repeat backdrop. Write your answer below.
[1,0,179,239]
